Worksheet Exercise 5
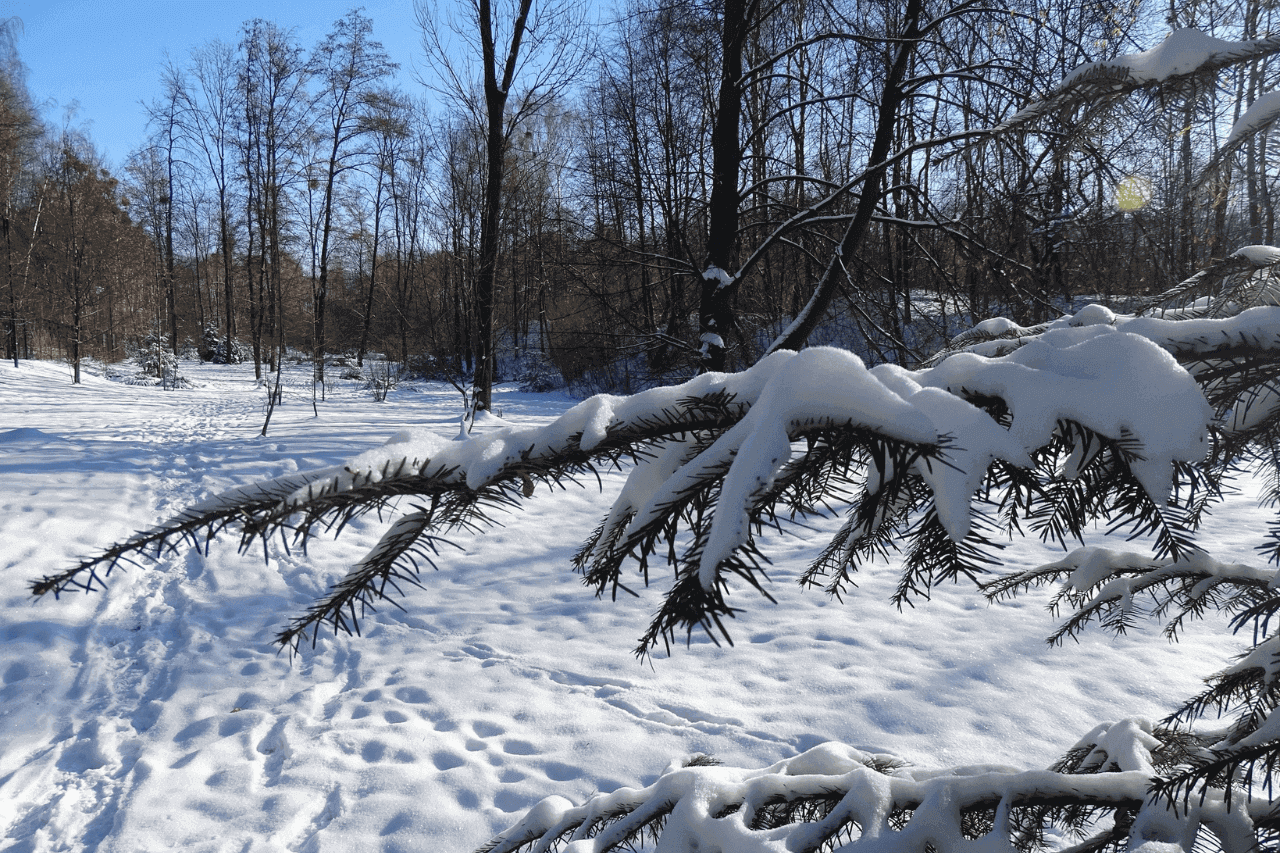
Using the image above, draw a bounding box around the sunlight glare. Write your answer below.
[1117,175,1152,211]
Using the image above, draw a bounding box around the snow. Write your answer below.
[698,348,935,580]
[922,329,1211,505]
[1223,93,1280,152]
[0,356,1257,851]
[491,741,1188,853]
[969,317,1024,336]
[870,363,1029,540]
[1062,28,1244,86]
[702,266,734,291]
[1231,243,1280,266]
[996,28,1280,139]
[946,303,1280,442]
[1076,718,1161,774]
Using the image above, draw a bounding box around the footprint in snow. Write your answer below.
[431,750,465,771]
[471,719,505,738]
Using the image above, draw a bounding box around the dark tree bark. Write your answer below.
[470,0,535,412]
[699,0,750,373]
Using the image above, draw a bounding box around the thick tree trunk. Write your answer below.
[698,0,748,374]
[471,0,534,412]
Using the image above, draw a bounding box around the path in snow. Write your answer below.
[0,359,1257,852]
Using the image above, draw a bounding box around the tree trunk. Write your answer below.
[357,169,386,367]
[698,0,748,374]
[472,0,535,412]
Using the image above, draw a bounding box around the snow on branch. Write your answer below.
[986,28,1280,139]
[34,329,1215,656]
[984,545,1276,644]
[33,249,1280,850]
[1126,249,1280,320]
[1201,93,1280,187]
[477,720,1262,853]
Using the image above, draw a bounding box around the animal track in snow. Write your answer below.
[392,686,430,705]
[287,785,343,853]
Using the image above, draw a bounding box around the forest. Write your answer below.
[2,0,1275,399]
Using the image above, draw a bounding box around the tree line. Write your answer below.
[2,0,1278,395]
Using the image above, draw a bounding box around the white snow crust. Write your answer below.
[924,330,1211,503]
[702,266,734,290]
[1231,243,1280,266]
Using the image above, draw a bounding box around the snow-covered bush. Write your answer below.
[198,324,250,365]
[126,330,187,390]
[365,360,402,402]
[140,343,175,381]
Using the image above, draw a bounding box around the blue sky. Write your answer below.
[1,0,434,171]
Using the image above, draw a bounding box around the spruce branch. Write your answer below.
[891,501,1005,606]
[34,382,749,649]
[29,467,344,599]
[986,30,1280,141]
[473,732,1189,853]
[800,456,935,599]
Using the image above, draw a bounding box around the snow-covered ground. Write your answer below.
[0,358,1258,852]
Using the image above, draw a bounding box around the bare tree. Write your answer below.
[354,89,409,367]
[416,0,592,413]
[0,16,39,368]
[239,17,310,383]
[44,133,137,382]
[177,41,242,364]
[307,8,397,389]
[139,67,187,357]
